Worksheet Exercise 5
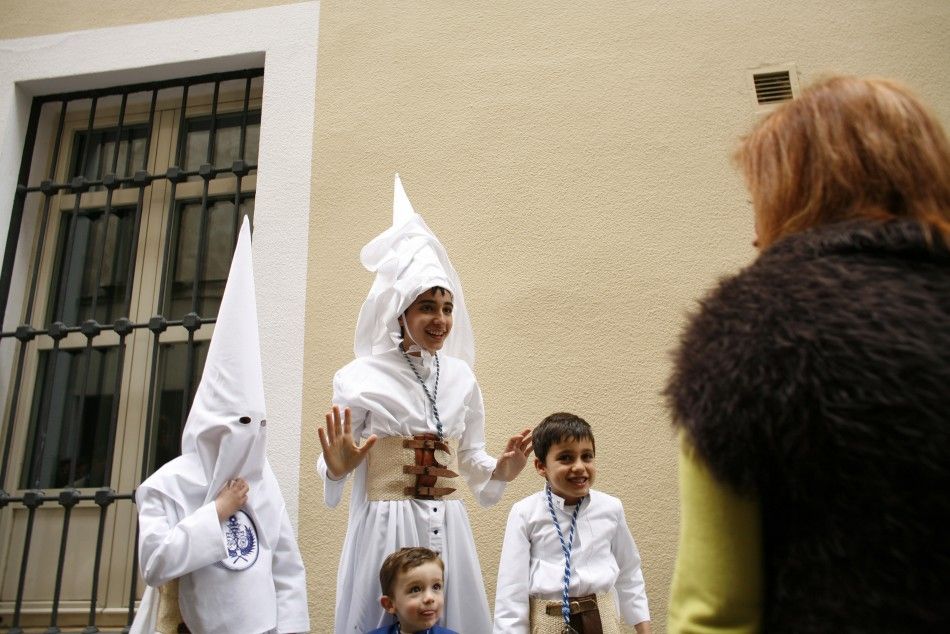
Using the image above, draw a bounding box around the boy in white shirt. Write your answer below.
[493,412,651,634]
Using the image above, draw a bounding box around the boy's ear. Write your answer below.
[380,595,397,615]
[534,457,547,478]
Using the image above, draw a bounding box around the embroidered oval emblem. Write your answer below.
[220,509,259,571]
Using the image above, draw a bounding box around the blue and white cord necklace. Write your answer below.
[400,347,444,441]
[545,483,584,634]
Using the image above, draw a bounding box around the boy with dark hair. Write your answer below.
[493,413,651,634]
[368,547,459,634]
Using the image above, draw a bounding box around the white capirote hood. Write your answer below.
[353,174,475,367]
[138,216,283,547]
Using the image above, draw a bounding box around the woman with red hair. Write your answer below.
[666,76,950,632]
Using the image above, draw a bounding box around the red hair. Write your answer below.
[736,76,950,249]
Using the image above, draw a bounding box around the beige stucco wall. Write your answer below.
[303,3,950,632]
[3,1,949,632]
[0,0,309,38]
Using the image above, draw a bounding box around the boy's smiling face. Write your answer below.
[535,436,596,505]
[400,288,454,353]
[381,560,444,632]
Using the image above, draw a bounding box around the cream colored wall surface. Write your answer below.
[0,0,309,38]
[303,1,950,632]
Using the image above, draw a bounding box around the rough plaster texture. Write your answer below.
[2,1,949,632]
[301,2,949,631]
[0,0,311,39]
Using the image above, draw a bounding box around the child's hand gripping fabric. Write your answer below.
[215,477,249,521]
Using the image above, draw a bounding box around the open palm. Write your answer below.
[318,405,377,479]
[492,428,533,482]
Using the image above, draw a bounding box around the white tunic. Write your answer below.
[318,348,504,634]
[133,461,310,634]
[493,489,651,633]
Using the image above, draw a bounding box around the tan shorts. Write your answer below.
[157,579,187,634]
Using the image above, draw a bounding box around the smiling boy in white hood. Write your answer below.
[130,218,309,634]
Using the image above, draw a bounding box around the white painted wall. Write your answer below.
[0,1,320,525]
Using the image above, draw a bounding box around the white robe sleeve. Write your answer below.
[315,452,348,508]
[457,379,505,506]
[137,488,228,588]
[317,372,370,507]
[492,502,531,633]
[273,506,311,633]
[127,585,159,634]
[612,501,651,625]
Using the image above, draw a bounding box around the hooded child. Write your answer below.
[317,175,533,633]
[131,217,309,634]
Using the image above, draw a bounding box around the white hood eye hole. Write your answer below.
[239,416,252,425]
[260,419,267,427]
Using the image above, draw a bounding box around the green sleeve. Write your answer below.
[667,437,763,633]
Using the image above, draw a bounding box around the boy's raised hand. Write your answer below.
[491,428,533,481]
[215,477,249,521]
[318,405,378,480]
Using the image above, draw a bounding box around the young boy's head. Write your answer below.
[533,412,596,505]
[379,547,445,632]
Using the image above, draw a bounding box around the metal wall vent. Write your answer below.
[753,70,794,104]
[747,64,801,111]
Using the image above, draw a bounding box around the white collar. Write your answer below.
[393,343,437,369]
[545,488,584,511]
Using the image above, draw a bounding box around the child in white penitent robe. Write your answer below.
[317,175,534,633]
[131,218,309,634]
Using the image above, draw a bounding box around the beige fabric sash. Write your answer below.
[157,578,188,633]
[365,435,459,501]
[529,593,620,634]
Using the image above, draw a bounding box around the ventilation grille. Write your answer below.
[753,70,794,104]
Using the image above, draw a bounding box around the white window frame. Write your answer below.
[0,1,319,525]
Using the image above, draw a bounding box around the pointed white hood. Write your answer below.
[139,217,283,547]
[180,216,267,496]
[353,174,475,366]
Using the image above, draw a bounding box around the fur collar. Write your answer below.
[667,219,950,629]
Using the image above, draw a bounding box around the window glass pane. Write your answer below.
[21,347,119,489]
[213,121,260,167]
[149,341,208,473]
[70,125,149,190]
[182,111,260,178]
[165,197,254,319]
[47,207,136,326]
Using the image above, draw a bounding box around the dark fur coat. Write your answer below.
[667,219,950,632]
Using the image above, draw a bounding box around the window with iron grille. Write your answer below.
[0,68,262,632]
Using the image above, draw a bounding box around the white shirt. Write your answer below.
[493,489,651,633]
[318,348,504,634]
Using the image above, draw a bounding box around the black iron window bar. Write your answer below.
[0,67,262,633]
